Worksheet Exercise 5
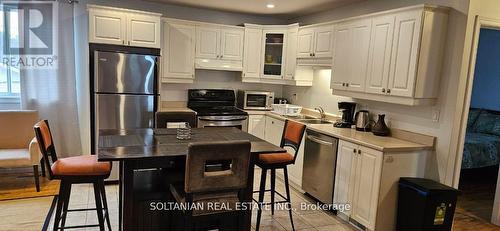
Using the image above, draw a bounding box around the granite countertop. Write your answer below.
[164,108,434,152]
[264,111,434,152]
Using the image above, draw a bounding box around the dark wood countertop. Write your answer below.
[97,127,286,161]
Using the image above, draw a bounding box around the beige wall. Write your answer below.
[450,0,500,186]
[284,0,470,185]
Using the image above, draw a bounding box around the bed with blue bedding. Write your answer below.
[462,108,500,169]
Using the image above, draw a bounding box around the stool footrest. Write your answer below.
[252,199,290,205]
[66,208,100,212]
[57,224,100,230]
[252,190,288,201]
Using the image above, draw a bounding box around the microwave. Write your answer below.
[237,90,274,110]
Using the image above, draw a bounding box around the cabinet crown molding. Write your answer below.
[87,4,162,16]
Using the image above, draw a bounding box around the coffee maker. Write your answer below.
[334,102,357,128]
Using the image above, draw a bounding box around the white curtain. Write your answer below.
[20,2,82,157]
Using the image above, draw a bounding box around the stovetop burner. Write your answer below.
[190,106,247,116]
[187,89,248,117]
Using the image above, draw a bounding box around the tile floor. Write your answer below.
[1,169,357,231]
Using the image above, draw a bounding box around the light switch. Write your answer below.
[432,109,440,122]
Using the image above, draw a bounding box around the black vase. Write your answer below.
[372,114,390,136]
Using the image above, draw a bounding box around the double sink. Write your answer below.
[283,115,334,125]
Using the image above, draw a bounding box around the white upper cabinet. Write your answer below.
[297,28,314,58]
[196,27,220,59]
[348,19,372,92]
[89,9,126,45]
[332,19,375,92]
[387,10,422,97]
[284,26,298,80]
[88,5,161,48]
[313,25,334,58]
[331,23,351,90]
[331,6,448,106]
[242,27,263,81]
[220,28,244,61]
[297,25,333,58]
[127,13,161,48]
[194,25,244,71]
[262,29,287,80]
[161,19,195,83]
[366,15,395,95]
[243,24,306,86]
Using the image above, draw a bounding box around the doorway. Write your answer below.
[454,28,500,229]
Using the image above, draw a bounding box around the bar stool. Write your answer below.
[254,120,306,231]
[34,120,112,231]
[169,140,251,230]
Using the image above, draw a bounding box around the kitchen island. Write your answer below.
[97,127,286,231]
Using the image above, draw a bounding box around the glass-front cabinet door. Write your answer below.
[262,30,286,79]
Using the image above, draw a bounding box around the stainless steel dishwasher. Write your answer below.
[302,129,339,204]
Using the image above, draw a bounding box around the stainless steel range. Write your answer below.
[188,89,248,131]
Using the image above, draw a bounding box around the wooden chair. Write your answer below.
[254,120,306,231]
[155,111,197,128]
[34,120,112,231]
[169,140,251,231]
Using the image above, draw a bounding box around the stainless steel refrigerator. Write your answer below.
[92,50,158,181]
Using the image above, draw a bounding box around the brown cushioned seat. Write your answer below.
[51,155,111,176]
[258,153,294,165]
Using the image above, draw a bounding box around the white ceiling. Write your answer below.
[145,0,364,18]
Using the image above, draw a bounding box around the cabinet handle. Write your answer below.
[382,88,386,93]
[220,55,223,58]
[346,83,349,87]
[128,41,130,46]
[122,40,125,45]
[387,89,391,94]
[342,83,345,87]
[353,149,356,153]
[310,53,313,57]
[313,53,316,56]
[358,149,361,154]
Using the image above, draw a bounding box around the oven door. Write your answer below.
[197,116,248,132]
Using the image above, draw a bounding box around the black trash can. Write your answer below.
[397,177,459,231]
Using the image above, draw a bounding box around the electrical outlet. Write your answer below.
[432,109,440,122]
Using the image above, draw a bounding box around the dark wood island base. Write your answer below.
[98,128,285,231]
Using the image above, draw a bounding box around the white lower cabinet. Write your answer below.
[333,140,358,217]
[264,116,285,146]
[351,145,383,230]
[287,138,304,187]
[247,115,266,140]
[334,139,428,231]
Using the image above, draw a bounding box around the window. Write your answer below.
[0,7,20,98]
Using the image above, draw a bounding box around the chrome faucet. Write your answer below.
[315,107,326,120]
